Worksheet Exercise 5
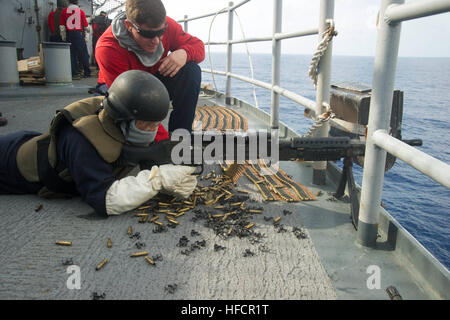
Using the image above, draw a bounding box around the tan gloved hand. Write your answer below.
[105,166,162,215]
[105,165,197,216]
[159,164,197,198]
[60,25,67,42]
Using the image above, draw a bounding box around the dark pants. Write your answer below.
[0,131,43,194]
[92,37,99,68]
[94,83,108,96]
[156,61,201,133]
[67,30,90,77]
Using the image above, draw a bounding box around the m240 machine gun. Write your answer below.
[122,130,421,230]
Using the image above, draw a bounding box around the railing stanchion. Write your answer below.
[270,0,282,130]
[225,2,234,105]
[312,0,335,185]
[357,0,404,247]
[184,15,188,32]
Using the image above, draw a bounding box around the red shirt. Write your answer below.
[48,11,55,34]
[92,23,102,39]
[95,16,205,87]
[95,16,204,140]
[60,5,88,31]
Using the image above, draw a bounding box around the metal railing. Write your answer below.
[178,0,327,116]
[178,0,365,135]
[179,0,334,185]
[178,0,450,248]
[357,0,450,247]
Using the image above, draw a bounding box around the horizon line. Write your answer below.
[204,51,450,59]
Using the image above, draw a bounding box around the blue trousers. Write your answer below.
[67,30,90,77]
[0,131,43,194]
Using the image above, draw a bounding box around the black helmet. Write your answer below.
[103,70,170,122]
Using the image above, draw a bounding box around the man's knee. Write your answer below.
[184,61,201,73]
[179,62,201,83]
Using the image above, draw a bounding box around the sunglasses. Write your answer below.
[129,21,168,39]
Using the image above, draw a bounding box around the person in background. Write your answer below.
[48,0,68,42]
[95,0,205,134]
[0,70,197,217]
[59,0,91,79]
[91,11,111,69]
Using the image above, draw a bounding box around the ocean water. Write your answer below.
[200,52,450,270]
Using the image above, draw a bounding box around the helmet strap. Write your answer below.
[95,104,104,115]
[123,121,131,140]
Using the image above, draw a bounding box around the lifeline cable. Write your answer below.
[206,4,259,108]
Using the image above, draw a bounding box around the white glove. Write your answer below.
[159,164,197,198]
[105,165,197,216]
[105,166,162,215]
[60,25,67,42]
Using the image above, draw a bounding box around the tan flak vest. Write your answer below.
[16,96,134,193]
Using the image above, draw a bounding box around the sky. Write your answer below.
[148,0,450,57]
[99,0,450,57]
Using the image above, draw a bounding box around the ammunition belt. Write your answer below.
[254,160,316,201]
[219,160,316,202]
[195,106,206,129]
[194,105,248,131]
[250,161,295,202]
[198,104,314,202]
[241,162,276,201]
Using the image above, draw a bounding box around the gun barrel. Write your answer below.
[121,132,366,167]
[279,137,365,161]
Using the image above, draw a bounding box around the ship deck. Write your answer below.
[0,78,443,300]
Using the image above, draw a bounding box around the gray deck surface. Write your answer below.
[0,80,434,299]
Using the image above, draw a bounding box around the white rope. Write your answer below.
[301,102,335,138]
[303,20,337,137]
[308,20,337,88]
